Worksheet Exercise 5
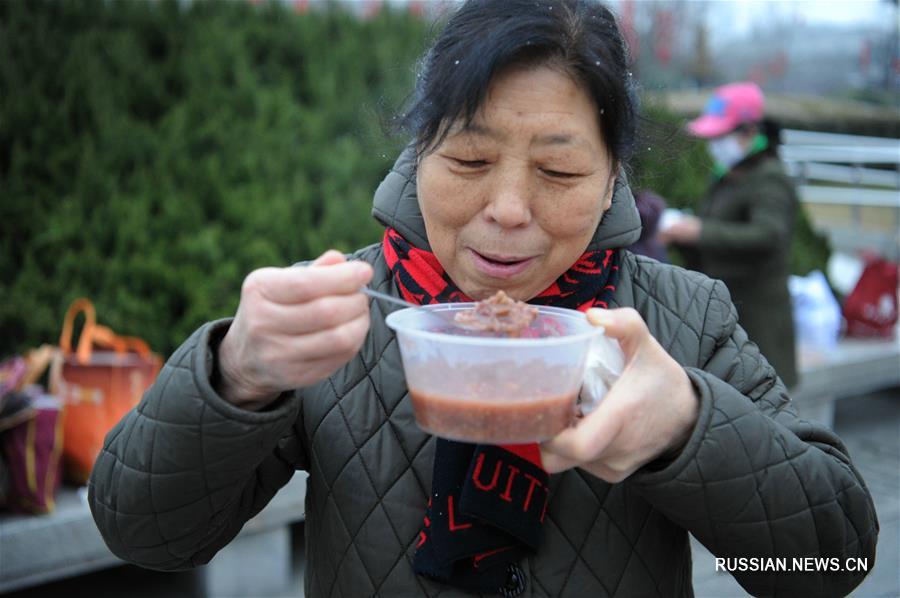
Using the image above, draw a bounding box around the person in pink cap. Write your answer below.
[659,82,800,387]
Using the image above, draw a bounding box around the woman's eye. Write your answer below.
[453,158,488,168]
[541,168,579,179]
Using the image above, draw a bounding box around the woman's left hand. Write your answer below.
[540,308,700,482]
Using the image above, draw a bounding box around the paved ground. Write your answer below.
[9,389,898,598]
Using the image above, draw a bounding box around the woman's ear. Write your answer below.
[600,170,618,212]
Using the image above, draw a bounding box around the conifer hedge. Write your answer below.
[1,0,827,358]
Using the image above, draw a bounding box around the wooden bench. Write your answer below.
[0,471,308,596]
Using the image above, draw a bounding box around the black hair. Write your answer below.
[736,117,782,157]
[400,0,638,167]
[758,117,782,156]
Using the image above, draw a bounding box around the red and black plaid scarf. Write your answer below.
[383,228,618,310]
[383,228,619,597]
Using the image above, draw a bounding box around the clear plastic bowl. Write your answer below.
[385,303,603,444]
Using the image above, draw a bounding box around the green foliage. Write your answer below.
[1,0,427,356]
[630,101,713,210]
[790,209,832,277]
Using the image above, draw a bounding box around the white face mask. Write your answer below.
[707,134,746,170]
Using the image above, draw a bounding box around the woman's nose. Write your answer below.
[482,166,533,229]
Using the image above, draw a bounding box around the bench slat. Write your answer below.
[0,471,307,593]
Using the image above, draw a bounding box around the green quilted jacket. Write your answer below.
[89,149,877,597]
[691,154,800,388]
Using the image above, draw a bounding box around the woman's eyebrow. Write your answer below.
[458,122,503,140]
[532,133,595,153]
[453,125,589,151]
[533,133,575,146]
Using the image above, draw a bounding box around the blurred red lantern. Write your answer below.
[859,40,872,71]
[409,0,425,18]
[748,64,768,85]
[654,9,673,66]
[363,0,382,19]
[768,51,788,79]
[621,0,640,60]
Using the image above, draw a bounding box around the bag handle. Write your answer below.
[18,345,60,389]
[59,298,152,365]
[60,298,97,364]
[90,325,152,357]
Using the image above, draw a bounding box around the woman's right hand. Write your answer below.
[215,250,374,409]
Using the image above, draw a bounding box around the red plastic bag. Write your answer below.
[842,256,899,338]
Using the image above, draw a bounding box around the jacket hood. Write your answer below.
[372,146,641,252]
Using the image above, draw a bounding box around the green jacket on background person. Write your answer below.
[690,154,799,388]
[87,150,874,597]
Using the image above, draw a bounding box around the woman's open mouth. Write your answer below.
[469,249,536,279]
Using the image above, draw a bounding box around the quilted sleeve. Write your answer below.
[88,319,307,571]
[629,280,878,597]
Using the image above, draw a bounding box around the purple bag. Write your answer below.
[0,388,64,514]
[0,357,34,432]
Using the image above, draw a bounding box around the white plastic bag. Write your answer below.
[657,208,687,233]
[788,270,841,351]
[578,331,625,415]
[826,251,864,297]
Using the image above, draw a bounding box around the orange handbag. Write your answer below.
[51,298,162,484]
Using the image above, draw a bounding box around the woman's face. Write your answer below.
[417,64,616,301]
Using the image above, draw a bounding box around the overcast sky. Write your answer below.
[395,0,897,25]
[598,0,898,47]
[387,0,899,38]
[701,0,898,49]
[728,0,896,29]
